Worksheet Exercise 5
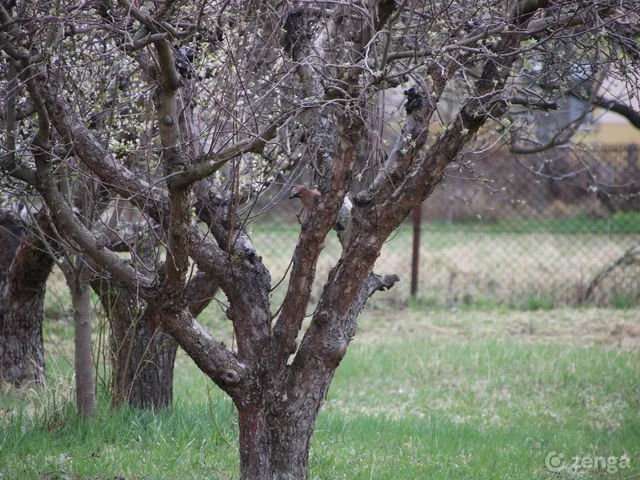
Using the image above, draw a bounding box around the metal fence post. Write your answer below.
[411,203,422,297]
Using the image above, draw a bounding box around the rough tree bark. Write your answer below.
[234,270,398,479]
[91,270,217,411]
[0,212,55,387]
[93,276,177,410]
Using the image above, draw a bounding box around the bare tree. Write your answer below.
[1,0,639,477]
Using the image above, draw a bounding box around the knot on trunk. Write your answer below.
[324,339,348,367]
[315,311,330,326]
[353,190,373,207]
[222,369,240,385]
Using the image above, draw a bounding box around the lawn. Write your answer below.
[1,305,639,479]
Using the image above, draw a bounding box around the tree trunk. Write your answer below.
[236,355,343,480]
[0,212,54,387]
[90,240,219,411]
[238,397,323,480]
[0,284,48,387]
[112,309,177,411]
[92,278,177,411]
[70,273,97,417]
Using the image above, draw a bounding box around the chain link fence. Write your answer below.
[251,145,640,309]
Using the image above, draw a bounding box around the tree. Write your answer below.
[91,240,219,411]
[57,175,99,418]
[0,208,54,387]
[1,0,638,478]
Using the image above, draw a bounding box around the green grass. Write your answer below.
[0,392,237,479]
[417,211,640,234]
[253,211,640,235]
[2,307,640,479]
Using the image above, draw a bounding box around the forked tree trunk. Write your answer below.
[0,212,54,387]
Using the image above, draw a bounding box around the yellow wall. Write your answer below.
[589,122,640,146]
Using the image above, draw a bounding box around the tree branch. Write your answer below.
[191,179,272,361]
[570,92,640,130]
[0,58,37,185]
[185,271,220,318]
[22,74,155,292]
[116,0,177,36]
[271,108,363,367]
[290,270,399,386]
[506,95,558,110]
[171,112,293,190]
[151,38,190,300]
